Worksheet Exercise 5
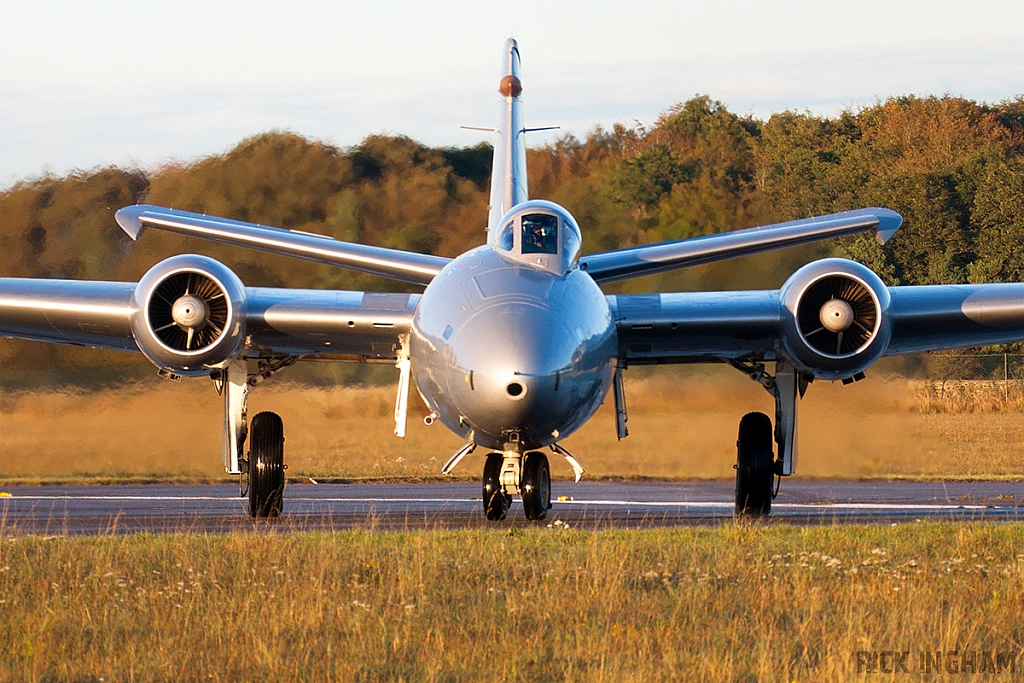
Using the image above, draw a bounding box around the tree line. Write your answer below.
[2,94,1022,376]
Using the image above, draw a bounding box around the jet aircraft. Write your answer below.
[2,40,1023,520]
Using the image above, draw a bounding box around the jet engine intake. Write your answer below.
[779,258,891,379]
[131,255,247,375]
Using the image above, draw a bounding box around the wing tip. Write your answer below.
[869,207,903,244]
[114,204,148,240]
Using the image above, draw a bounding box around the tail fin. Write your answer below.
[486,38,529,243]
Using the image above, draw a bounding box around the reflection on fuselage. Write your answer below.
[411,246,616,451]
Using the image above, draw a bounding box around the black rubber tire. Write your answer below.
[482,453,509,521]
[521,452,551,521]
[249,411,285,518]
[735,411,774,516]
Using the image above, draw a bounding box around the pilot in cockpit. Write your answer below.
[521,214,558,254]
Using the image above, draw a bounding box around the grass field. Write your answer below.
[0,523,1021,681]
[2,370,1023,483]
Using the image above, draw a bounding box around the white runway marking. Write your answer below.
[5,495,231,502]
[558,499,993,511]
[3,493,1003,512]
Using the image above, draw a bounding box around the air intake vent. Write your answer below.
[147,271,229,351]
[797,275,877,357]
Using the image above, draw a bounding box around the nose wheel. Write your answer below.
[482,453,510,520]
[521,452,551,520]
[481,450,552,521]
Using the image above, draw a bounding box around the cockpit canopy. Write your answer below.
[492,200,582,276]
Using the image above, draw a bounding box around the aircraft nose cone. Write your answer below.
[461,302,572,375]
[449,302,574,438]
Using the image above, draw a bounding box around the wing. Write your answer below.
[611,282,1024,367]
[0,279,137,352]
[244,288,417,360]
[115,204,451,286]
[887,283,1024,355]
[581,208,902,284]
[610,290,781,364]
[0,278,416,362]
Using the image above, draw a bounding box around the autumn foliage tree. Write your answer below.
[2,94,1023,376]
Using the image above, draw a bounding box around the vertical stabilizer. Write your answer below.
[486,38,529,243]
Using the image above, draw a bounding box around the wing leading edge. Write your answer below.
[0,279,137,352]
[115,205,451,286]
[582,208,902,284]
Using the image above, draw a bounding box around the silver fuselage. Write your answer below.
[411,245,616,451]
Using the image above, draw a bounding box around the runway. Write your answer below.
[1,479,1021,535]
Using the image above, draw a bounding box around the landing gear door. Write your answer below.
[774,360,799,476]
[221,358,249,475]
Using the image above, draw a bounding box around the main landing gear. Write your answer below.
[213,357,293,519]
[729,359,810,517]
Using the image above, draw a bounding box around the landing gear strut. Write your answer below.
[213,357,294,518]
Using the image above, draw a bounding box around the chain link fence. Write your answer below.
[919,353,1024,383]
[908,353,1024,412]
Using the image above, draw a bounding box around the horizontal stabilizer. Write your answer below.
[580,208,902,284]
[116,205,450,286]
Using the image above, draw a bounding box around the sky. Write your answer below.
[1,0,1022,187]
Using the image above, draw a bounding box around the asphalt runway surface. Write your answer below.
[1,479,1021,535]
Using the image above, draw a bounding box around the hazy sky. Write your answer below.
[2,0,1022,187]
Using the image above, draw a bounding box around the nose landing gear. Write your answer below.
[480,450,552,521]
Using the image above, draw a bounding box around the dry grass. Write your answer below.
[2,372,1023,482]
[913,380,1024,413]
[0,524,1021,682]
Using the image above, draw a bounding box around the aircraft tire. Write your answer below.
[482,453,509,521]
[734,411,774,516]
[249,411,285,518]
[521,452,551,521]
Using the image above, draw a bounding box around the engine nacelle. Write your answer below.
[779,258,891,380]
[131,255,247,376]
